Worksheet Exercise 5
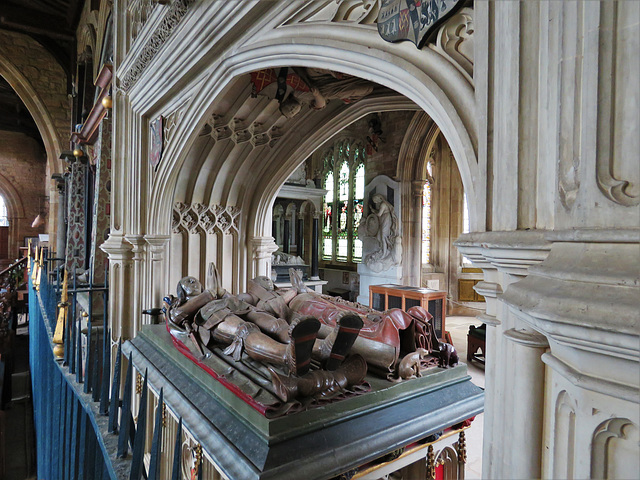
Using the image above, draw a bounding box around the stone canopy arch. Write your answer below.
[126,7,479,291]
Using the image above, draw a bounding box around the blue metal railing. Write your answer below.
[29,254,120,480]
[28,253,184,480]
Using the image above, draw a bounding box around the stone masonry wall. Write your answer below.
[0,131,48,257]
[0,30,70,156]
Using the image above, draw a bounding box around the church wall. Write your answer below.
[0,131,47,258]
[0,31,69,153]
[0,29,71,252]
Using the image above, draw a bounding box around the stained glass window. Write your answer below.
[462,193,472,264]
[0,196,8,227]
[322,170,334,260]
[321,140,365,264]
[352,163,365,262]
[422,181,432,264]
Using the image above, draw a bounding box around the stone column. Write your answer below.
[250,236,278,279]
[283,217,290,254]
[125,235,146,337]
[311,213,320,280]
[54,176,66,261]
[503,328,548,478]
[100,235,134,341]
[144,235,171,317]
[296,218,304,259]
[455,231,551,480]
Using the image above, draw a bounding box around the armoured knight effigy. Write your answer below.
[162,263,458,416]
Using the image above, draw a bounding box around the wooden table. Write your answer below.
[369,284,447,340]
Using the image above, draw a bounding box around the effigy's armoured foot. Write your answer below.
[287,316,321,376]
[325,314,364,371]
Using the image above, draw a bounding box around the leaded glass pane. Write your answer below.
[323,238,333,260]
[422,182,431,264]
[325,171,334,203]
[353,238,362,263]
[0,196,8,227]
[354,164,364,199]
[339,162,349,201]
[337,237,348,262]
[339,201,348,232]
[463,194,472,264]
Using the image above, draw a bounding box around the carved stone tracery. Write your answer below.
[173,202,241,235]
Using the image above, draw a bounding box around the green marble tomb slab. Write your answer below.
[124,325,484,480]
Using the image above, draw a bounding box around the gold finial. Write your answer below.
[426,444,435,480]
[457,431,467,464]
[194,444,203,475]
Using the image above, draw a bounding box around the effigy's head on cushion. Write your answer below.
[177,276,202,302]
[252,276,274,291]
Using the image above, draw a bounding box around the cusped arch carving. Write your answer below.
[591,417,639,479]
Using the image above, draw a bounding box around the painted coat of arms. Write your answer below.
[377,0,464,48]
[149,116,163,168]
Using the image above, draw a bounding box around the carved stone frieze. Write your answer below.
[128,0,158,43]
[173,202,241,235]
[120,0,194,92]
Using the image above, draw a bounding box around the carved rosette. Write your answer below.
[172,202,241,235]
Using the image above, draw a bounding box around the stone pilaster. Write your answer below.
[250,236,278,279]
[454,231,551,479]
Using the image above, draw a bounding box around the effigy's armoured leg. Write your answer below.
[313,314,364,370]
[324,314,364,371]
[286,317,321,376]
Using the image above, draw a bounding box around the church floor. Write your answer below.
[447,315,485,480]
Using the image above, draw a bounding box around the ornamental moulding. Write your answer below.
[120,0,194,92]
[172,202,241,235]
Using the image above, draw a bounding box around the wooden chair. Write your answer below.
[467,324,486,365]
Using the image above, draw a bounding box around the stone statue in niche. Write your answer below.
[359,193,402,272]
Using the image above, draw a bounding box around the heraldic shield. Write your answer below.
[377,0,465,48]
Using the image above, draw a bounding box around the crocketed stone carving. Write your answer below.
[173,203,241,235]
[121,0,194,92]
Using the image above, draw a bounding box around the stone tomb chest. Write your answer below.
[124,325,483,479]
